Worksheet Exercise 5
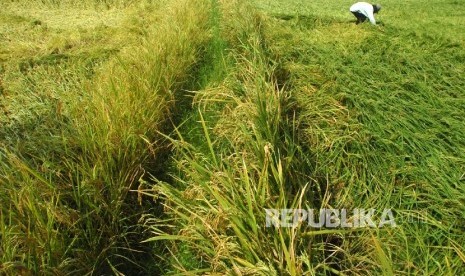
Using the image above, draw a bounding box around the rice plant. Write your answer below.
[1,0,464,274]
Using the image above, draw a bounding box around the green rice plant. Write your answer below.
[2,0,465,274]
[142,2,349,274]
[145,0,465,274]
[0,151,74,275]
[256,0,465,273]
[1,0,214,274]
[63,0,213,272]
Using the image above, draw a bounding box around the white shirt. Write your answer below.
[350,2,376,25]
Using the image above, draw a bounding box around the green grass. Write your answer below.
[1,0,465,274]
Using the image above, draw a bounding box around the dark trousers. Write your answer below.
[351,11,367,24]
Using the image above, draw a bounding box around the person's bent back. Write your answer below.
[350,2,381,25]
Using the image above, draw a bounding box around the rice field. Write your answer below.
[1,0,464,274]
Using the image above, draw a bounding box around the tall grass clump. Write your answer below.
[1,0,214,274]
